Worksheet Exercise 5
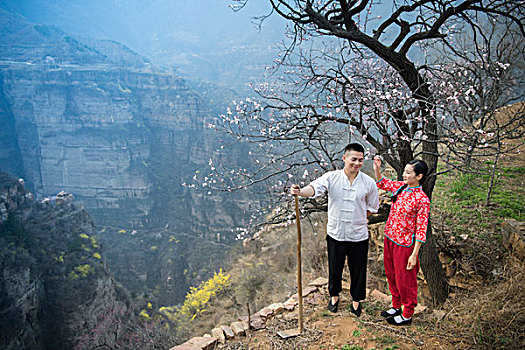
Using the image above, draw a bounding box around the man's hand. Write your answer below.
[290,184,301,196]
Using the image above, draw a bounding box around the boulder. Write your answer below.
[187,337,218,350]
[283,298,297,310]
[302,286,318,296]
[211,328,225,342]
[502,219,525,260]
[290,286,318,300]
[230,321,248,336]
[258,307,273,318]
[414,304,427,314]
[249,314,266,330]
[370,289,391,302]
[304,292,325,305]
[268,302,285,314]
[169,337,218,350]
[168,345,201,350]
[239,314,265,330]
[308,277,328,286]
[220,325,235,339]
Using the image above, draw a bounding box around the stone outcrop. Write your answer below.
[502,219,525,260]
[0,171,128,349]
[230,321,249,336]
[169,336,218,350]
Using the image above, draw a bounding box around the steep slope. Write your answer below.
[0,171,129,349]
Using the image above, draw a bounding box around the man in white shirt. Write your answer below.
[290,143,379,316]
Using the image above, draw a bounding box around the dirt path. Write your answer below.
[219,290,457,350]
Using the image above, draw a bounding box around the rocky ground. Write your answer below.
[173,251,525,349]
[169,214,524,350]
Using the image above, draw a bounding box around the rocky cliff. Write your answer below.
[0,171,129,349]
[0,9,255,305]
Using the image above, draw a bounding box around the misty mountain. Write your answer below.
[0,7,149,67]
[0,0,285,93]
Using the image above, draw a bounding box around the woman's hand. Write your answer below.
[373,155,382,171]
[373,156,382,181]
[406,253,417,270]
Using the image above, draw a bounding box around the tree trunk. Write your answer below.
[385,55,449,305]
[486,149,500,204]
[420,99,449,306]
[419,219,449,305]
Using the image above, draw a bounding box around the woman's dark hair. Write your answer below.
[408,159,429,184]
[391,159,428,203]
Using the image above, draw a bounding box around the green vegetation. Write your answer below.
[319,309,332,317]
[362,301,382,315]
[139,309,151,320]
[340,345,364,350]
[434,166,524,238]
[79,233,98,248]
[384,346,399,350]
[374,334,397,346]
[55,252,66,263]
[0,212,28,246]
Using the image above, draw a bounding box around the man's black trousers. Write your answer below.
[326,235,369,301]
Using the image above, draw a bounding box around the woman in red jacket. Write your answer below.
[373,156,430,326]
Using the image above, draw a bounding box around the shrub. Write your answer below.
[159,270,230,327]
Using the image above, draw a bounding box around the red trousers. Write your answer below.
[383,237,419,318]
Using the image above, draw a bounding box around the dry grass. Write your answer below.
[185,212,329,337]
[433,259,525,349]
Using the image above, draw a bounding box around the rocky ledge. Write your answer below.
[168,277,414,350]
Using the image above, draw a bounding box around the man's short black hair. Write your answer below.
[344,143,365,155]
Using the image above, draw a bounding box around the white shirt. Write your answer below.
[310,170,379,242]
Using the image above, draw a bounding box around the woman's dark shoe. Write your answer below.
[380,307,402,318]
[327,299,339,313]
[350,303,362,317]
[386,315,412,326]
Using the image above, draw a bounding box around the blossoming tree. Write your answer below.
[201,0,524,305]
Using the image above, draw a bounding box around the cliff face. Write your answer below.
[0,9,254,305]
[1,65,204,222]
[0,172,127,350]
[0,63,253,303]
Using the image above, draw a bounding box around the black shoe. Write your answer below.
[380,308,402,318]
[327,298,339,313]
[350,303,362,317]
[386,315,412,326]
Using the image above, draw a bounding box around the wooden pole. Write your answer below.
[294,195,304,333]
